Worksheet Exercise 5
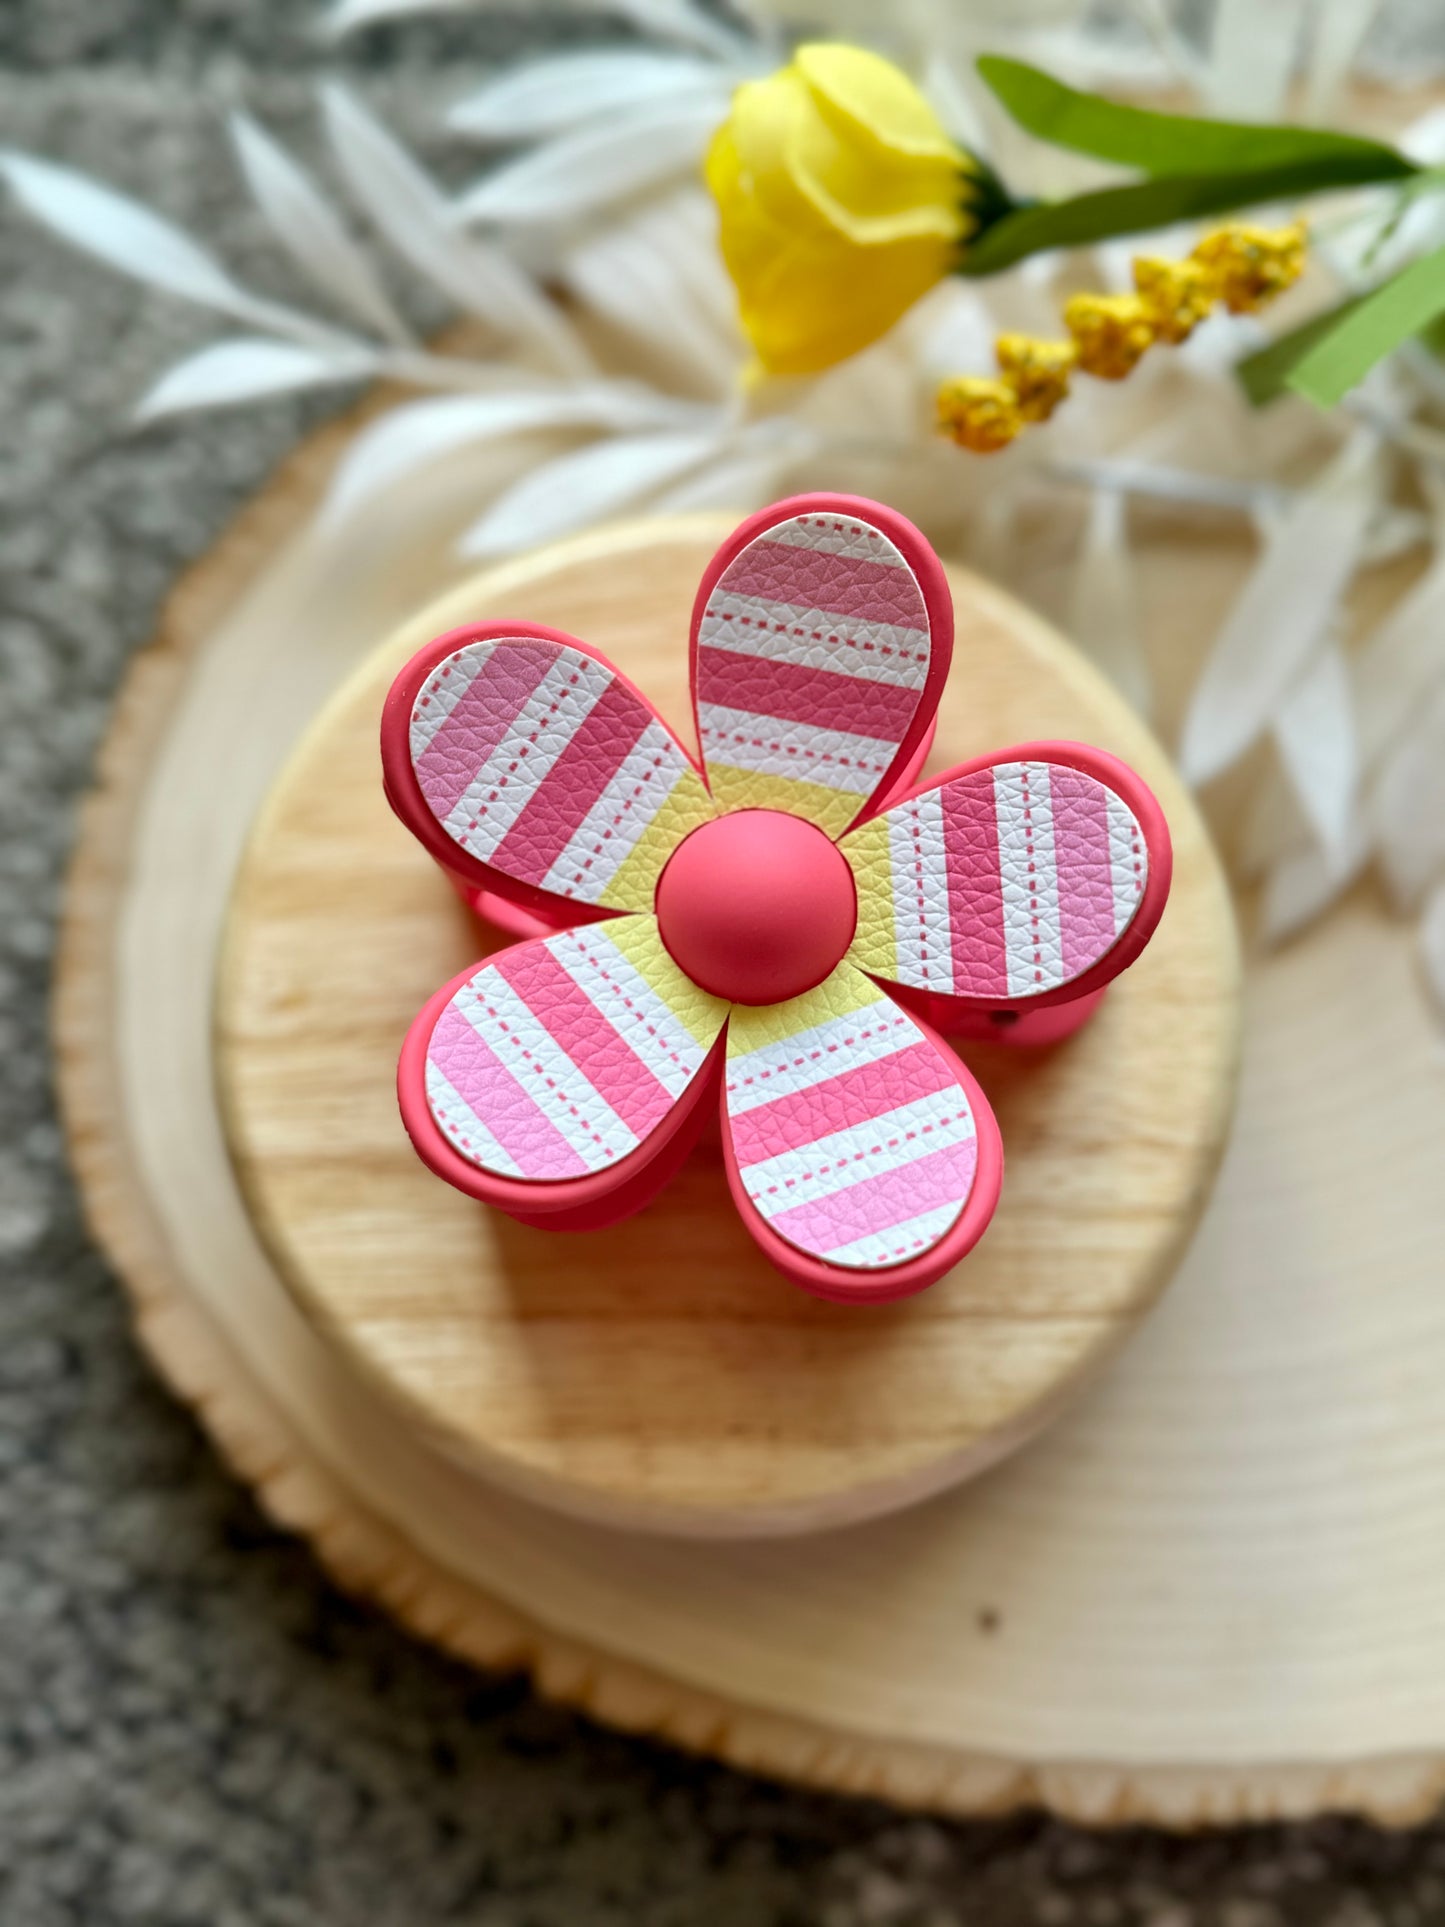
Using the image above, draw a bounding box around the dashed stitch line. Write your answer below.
[1021,763,1044,986]
[445,665,596,848]
[745,1106,973,1199]
[726,1011,913,1094]
[702,723,889,779]
[907,799,932,986]
[466,983,624,1159]
[829,1222,959,1263]
[556,751,677,894]
[705,602,928,670]
[563,932,697,1076]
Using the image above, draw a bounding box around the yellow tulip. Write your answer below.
[706,43,980,376]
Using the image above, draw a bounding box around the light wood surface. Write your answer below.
[53,369,1445,1825]
[213,523,1238,1534]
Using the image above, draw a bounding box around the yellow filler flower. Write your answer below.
[706,43,980,376]
[938,220,1308,454]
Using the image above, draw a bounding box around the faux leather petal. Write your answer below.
[400,628,714,912]
[422,917,727,1183]
[691,496,950,838]
[723,965,985,1273]
[844,751,1155,1001]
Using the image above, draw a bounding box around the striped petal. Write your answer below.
[390,624,715,914]
[420,916,727,1184]
[691,495,951,839]
[723,966,998,1293]
[844,750,1160,1004]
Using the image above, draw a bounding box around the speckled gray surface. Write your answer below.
[7,6,1445,1924]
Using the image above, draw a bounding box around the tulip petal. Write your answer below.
[723,964,1000,1295]
[707,60,966,374]
[791,46,968,244]
[690,495,952,837]
[385,624,715,916]
[844,746,1169,1005]
[794,44,966,165]
[404,917,727,1207]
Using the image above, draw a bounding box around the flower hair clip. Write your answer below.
[382,495,1172,1304]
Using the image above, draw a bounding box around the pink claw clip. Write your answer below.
[381,494,1172,1304]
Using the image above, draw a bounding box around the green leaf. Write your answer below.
[976,56,1416,183]
[962,160,1409,276]
[1287,243,1445,405]
[1234,296,1365,406]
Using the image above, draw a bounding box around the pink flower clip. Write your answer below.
[381,494,1172,1304]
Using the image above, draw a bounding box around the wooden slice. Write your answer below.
[213,522,1237,1534]
[53,380,1445,1824]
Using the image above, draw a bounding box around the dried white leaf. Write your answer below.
[1353,547,1445,775]
[651,422,809,512]
[320,83,590,375]
[1124,0,1209,92]
[650,449,791,514]
[1370,683,1445,911]
[609,0,751,58]
[1203,0,1306,119]
[1235,755,1306,881]
[1179,434,1377,789]
[456,94,729,225]
[229,113,411,345]
[324,0,474,30]
[1066,487,1151,716]
[921,52,992,159]
[563,188,739,395]
[320,383,700,531]
[135,338,377,420]
[324,0,747,57]
[1271,642,1359,859]
[457,427,723,558]
[1,149,245,309]
[1419,880,1445,1024]
[1260,815,1370,944]
[0,147,357,351]
[1303,0,1384,121]
[448,52,717,142]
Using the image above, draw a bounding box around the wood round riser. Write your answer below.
[214,518,1239,1537]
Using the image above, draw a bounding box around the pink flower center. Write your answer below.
[655,810,858,1006]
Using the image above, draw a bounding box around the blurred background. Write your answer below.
[8,3,1445,1923]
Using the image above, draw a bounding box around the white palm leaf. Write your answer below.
[1260,816,1371,942]
[229,112,412,345]
[1419,881,1445,1020]
[319,83,591,376]
[323,0,751,61]
[0,150,345,349]
[455,94,731,226]
[1203,0,1310,119]
[448,51,725,141]
[1370,686,1445,911]
[1351,530,1445,777]
[319,381,706,532]
[563,187,740,396]
[1066,485,1150,715]
[457,426,727,557]
[1270,641,1359,861]
[1179,433,1379,789]
[137,339,380,420]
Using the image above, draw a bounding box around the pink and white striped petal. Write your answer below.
[844,754,1152,1002]
[691,498,950,839]
[722,967,983,1274]
[423,917,727,1182]
[405,631,714,913]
